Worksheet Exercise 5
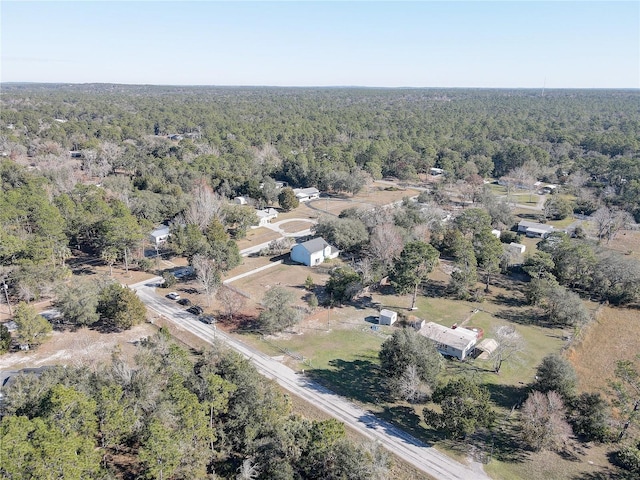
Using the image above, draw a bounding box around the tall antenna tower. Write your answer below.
[541,77,546,97]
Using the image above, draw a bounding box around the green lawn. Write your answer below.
[235,280,606,480]
[510,194,540,205]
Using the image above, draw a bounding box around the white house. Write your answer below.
[255,208,278,227]
[418,322,479,360]
[293,187,320,202]
[149,225,170,247]
[290,237,339,266]
[517,220,555,239]
[379,309,397,326]
[430,167,445,176]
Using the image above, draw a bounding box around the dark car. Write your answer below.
[187,306,203,316]
[177,298,192,306]
[199,315,216,325]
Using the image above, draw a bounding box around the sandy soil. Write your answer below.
[0,323,158,371]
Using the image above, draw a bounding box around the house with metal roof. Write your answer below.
[517,220,555,238]
[293,187,320,202]
[418,322,479,360]
[149,225,170,246]
[290,237,339,266]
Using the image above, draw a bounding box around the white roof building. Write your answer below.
[255,208,278,227]
[293,187,320,202]
[419,322,479,360]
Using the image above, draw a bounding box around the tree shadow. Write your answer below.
[493,293,528,308]
[486,383,529,409]
[306,357,383,404]
[423,280,448,298]
[495,307,553,327]
[376,404,443,444]
[225,313,263,333]
[487,419,530,464]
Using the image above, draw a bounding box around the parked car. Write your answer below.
[199,315,216,325]
[187,306,203,316]
[166,292,181,300]
[177,298,192,306]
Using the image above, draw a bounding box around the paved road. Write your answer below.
[132,278,490,480]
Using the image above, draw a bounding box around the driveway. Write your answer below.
[132,278,490,480]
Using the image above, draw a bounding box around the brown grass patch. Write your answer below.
[236,227,281,250]
[280,220,315,233]
[604,229,640,260]
[567,305,640,394]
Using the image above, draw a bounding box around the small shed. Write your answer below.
[379,309,397,326]
[491,229,501,239]
[149,225,170,247]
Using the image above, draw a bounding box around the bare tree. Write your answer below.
[99,141,124,170]
[192,254,221,307]
[592,206,633,244]
[216,286,246,321]
[394,364,430,403]
[261,237,294,256]
[368,223,403,267]
[509,165,537,202]
[236,458,260,480]
[490,325,526,374]
[521,390,572,451]
[184,180,224,230]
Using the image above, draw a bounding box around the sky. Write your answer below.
[1,1,638,88]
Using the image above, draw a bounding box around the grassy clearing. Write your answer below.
[510,194,540,205]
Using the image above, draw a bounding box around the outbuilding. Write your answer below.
[379,309,398,326]
[149,225,170,247]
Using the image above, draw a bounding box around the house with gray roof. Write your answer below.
[418,322,479,360]
[290,237,339,266]
[517,220,555,238]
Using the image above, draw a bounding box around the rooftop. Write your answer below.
[419,322,478,351]
[518,220,555,232]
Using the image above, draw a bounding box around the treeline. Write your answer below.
[1,86,639,221]
[0,331,390,480]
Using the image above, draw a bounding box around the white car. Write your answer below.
[166,292,181,300]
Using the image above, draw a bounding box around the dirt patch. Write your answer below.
[0,323,158,371]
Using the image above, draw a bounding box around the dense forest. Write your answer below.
[1,331,389,479]
[1,85,639,223]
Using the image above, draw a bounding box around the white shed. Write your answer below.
[379,309,398,326]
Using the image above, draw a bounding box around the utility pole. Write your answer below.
[2,282,12,316]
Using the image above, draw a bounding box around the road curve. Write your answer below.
[133,279,490,480]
